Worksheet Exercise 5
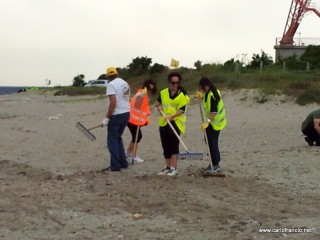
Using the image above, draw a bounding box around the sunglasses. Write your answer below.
[170,81,180,85]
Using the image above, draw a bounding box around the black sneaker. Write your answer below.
[304,137,314,146]
[158,167,170,175]
[316,141,320,146]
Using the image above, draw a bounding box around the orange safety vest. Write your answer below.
[129,89,151,126]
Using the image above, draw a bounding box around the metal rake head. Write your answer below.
[178,152,203,160]
[76,122,96,141]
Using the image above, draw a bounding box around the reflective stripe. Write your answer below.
[131,107,148,116]
[130,114,145,124]
[162,103,176,109]
[213,117,225,125]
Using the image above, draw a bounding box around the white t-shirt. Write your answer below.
[106,77,130,115]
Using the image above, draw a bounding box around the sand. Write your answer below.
[0,89,319,240]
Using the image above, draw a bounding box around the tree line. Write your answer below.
[72,45,320,87]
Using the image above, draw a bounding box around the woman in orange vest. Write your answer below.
[126,79,157,163]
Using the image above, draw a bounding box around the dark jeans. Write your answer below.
[107,112,130,170]
[302,122,320,142]
[159,122,180,159]
[205,126,221,166]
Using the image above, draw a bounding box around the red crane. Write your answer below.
[280,0,320,45]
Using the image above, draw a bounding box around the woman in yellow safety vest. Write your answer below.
[156,72,190,176]
[126,80,157,163]
[198,77,227,173]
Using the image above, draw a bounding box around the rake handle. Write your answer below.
[198,101,214,171]
[160,110,189,152]
[132,125,140,160]
[88,124,103,130]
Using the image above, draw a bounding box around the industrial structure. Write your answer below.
[274,0,320,62]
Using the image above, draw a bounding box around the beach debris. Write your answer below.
[133,213,143,220]
[201,170,226,178]
[21,97,31,102]
[185,167,226,178]
[48,113,62,120]
[48,116,59,120]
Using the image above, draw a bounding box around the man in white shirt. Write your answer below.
[101,67,130,171]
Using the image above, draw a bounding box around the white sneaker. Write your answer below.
[126,153,133,164]
[167,167,178,176]
[133,156,144,163]
[158,167,170,175]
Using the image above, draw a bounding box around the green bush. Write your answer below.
[283,81,312,97]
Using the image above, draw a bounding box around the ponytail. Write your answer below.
[199,77,220,102]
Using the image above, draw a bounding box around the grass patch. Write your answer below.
[53,86,106,96]
[296,89,320,105]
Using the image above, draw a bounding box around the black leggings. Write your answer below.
[159,122,180,159]
[127,122,142,143]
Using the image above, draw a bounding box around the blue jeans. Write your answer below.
[205,126,221,166]
[107,112,130,170]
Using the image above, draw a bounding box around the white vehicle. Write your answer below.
[84,80,108,87]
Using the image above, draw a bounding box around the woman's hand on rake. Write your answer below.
[195,91,203,100]
[201,122,209,131]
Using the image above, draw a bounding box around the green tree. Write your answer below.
[247,50,273,69]
[72,74,85,87]
[300,45,320,69]
[150,63,166,75]
[222,58,236,72]
[128,56,152,75]
[277,54,305,70]
[194,60,202,71]
[98,74,107,80]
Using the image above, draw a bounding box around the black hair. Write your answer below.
[168,72,187,95]
[167,71,182,82]
[142,79,157,95]
[199,77,220,102]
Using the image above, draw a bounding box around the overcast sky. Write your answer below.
[1,0,320,86]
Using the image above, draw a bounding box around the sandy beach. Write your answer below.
[0,89,319,240]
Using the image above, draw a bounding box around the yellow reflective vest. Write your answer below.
[203,90,226,131]
[159,88,190,134]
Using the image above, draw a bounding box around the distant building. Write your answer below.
[274,37,320,62]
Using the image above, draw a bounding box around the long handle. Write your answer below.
[132,125,140,160]
[160,110,189,152]
[198,102,214,170]
[199,100,205,122]
[88,124,103,131]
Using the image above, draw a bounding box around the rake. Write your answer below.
[76,121,102,141]
[160,110,203,160]
[198,101,214,170]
